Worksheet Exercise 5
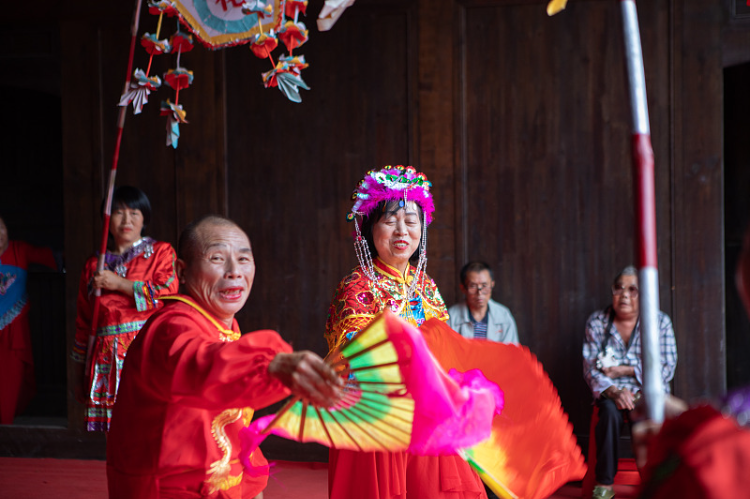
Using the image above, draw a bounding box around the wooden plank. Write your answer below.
[670,0,725,399]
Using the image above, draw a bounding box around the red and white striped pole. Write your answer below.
[620,0,664,423]
[84,0,144,378]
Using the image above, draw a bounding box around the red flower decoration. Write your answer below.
[169,31,194,54]
[164,68,194,91]
[277,21,308,52]
[250,32,278,59]
[141,33,170,55]
[285,0,308,17]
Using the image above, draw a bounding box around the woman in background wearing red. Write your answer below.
[0,215,58,424]
[71,186,178,432]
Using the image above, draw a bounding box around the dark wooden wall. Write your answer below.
[2,0,747,460]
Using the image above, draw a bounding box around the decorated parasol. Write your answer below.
[238,312,505,470]
[114,0,357,147]
[547,0,665,424]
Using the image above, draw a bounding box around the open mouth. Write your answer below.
[219,287,244,300]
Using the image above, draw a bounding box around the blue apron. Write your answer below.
[0,264,27,330]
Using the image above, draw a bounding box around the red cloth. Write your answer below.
[419,319,587,499]
[72,240,178,430]
[107,296,293,499]
[0,240,56,424]
[638,405,750,499]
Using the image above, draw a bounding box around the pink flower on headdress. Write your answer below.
[348,165,435,226]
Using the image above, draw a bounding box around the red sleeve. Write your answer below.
[133,242,178,312]
[18,241,57,269]
[141,310,293,411]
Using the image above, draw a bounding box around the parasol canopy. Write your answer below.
[170,0,284,49]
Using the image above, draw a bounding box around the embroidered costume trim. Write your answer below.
[205,408,245,494]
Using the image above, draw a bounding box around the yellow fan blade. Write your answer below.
[460,449,518,499]
[547,0,568,16]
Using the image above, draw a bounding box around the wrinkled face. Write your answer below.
[178,223,255,327]
[0,218,7,255]
[612,274,639,318]
[109,204,144,249]
[372,201,422,273]
[461,270,495,311]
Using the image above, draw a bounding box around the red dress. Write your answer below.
[0,240,56,424]
[107,295,293,499]
[325,258,487,499]
[71,238,178,431]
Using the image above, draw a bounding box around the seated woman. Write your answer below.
[582,266,678,499]
[325,166,487,499]
[71,186,179,432]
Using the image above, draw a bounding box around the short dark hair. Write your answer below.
[360,200,426,265]
[459,261,494,286]
[613,265,638,286]
[178,215,240,264]
[103,186,152,227]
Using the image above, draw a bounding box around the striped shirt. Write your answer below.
[582,308,678,399]
[470,313,489,340]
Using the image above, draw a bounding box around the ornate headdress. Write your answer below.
[347,166,435,225]
[348,165,434,298]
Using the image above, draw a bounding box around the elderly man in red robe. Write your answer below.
[107,215,343,499]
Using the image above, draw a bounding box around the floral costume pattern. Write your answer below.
[325,257,448,355]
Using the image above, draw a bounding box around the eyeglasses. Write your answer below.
[612,284,639,297]
[466,283,493,293]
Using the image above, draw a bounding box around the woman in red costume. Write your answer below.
[325,166,487,499]
[71,186,178,431]
[0,215,58,424]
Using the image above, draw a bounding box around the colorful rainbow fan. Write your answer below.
[239,311,504,464]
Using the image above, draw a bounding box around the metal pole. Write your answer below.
[620,0,664,423]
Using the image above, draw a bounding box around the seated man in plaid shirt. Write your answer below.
[582,265,677,499]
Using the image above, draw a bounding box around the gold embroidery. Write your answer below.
[159,296,247,491]
[242,407,255,426]
[205,408,244,493]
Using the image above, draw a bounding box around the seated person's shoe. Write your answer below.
[592,485,615,499]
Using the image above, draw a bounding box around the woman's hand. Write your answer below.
[602,364,635,379]
[92,270,133,295]
[604,386,637,411]
[268,351,344,407]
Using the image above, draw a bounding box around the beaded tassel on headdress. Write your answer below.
[353,216,377,282]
